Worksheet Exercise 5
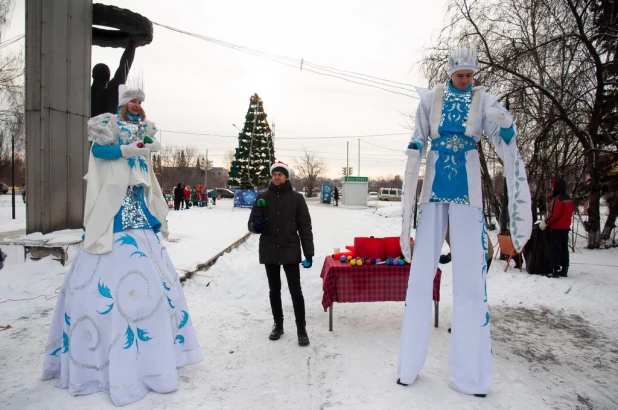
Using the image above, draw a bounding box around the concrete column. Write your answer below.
[25,0,91,233]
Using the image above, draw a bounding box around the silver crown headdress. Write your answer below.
[448,47,478,76]
[118,88,146,107]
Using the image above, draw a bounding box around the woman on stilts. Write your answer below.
[42,88,203,406]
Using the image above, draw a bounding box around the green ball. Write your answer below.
[256,198,266,207]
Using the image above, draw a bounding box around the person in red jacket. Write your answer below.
[539,178,574,278]
[183,184,191,209]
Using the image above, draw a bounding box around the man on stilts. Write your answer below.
[397,46,532,396]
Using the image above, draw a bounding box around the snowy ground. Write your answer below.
[1,195,617,409]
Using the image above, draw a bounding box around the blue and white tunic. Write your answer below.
[400,82,532,258]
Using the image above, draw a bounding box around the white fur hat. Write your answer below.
[270,161,290,178]
[448,47,478,76]
[119,88,145,107]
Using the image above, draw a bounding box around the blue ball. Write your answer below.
[340,256,347,262]
[386,259,391,265]
[398,259,405,265]
[375,258,381,264]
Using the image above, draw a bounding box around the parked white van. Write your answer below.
[378,187,402,201]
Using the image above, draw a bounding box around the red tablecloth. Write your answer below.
[320,256,442,310]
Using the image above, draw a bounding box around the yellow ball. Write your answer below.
[356,259,363,266]
[349,259,356,266]
[347,255,352,260]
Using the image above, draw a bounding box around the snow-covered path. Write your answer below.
[1,197,617,409]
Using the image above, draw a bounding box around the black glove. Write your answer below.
[252,218,268,232]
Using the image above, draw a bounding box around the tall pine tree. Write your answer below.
[228,93,275,189]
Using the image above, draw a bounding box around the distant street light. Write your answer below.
[232,124,242,133]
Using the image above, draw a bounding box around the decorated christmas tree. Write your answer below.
[228,93,275,189]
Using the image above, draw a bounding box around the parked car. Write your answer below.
[214,188,235,199]
[0,182,8,194]
[378,187,402,201]
[368,191,378,200]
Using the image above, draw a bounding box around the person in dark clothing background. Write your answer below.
[539,178,574,278]
[333,186,339,206]
[173,183,184,211]
[91,37,136,117]
[248,161,315,347]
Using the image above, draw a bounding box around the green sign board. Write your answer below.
[341,176,368,182]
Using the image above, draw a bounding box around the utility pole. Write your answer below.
[346,141,349,178]
[204,149,209,188]
[11,132,15,219]
[358,138,360,176]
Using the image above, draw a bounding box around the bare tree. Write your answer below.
[421,0,618,248]
[293,149,326,197]
[0,0,25,183]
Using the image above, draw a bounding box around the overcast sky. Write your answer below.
[7,0,450,179]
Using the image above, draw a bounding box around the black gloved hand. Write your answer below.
[252,218,268,232]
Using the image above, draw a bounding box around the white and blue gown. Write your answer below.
[42,115,203,406]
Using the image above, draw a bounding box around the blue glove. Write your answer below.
[252,218,268,232]
[301,255,313,269]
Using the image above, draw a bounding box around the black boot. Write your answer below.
[269,321,284,340]
[546,268,560,278]
[439,252,452,264]
[297,326,310,346]
[559,266,568,277]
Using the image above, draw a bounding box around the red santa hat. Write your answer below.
[270,161,290,178]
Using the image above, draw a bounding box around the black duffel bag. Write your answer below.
[524,225,550,275]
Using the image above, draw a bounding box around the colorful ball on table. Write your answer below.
[398,259,405,265]
[347,255,353,261]
[350,259,356,266]
[340,256,347,262]
[375,258,381,264]
[385,259,391,265]
[365,259,371,266]
[357,259,363,266]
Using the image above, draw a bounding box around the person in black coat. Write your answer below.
[248,161,314,346]
[173,183,184,211]
[91,37,136,117]
[333,186,339,206]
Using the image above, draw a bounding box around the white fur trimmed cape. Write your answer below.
[400,84,532,258]
[83,113,169,254]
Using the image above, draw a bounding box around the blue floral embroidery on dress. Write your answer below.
[175,335,185,345]
[124,324,135,349]
[137,327,152,342]
[62,331,69,353]
[130,251,147,258]
[127,157,136,169]
[163,282,171,291]
[178,310,189,329]
[64,312,71,327]
[482,311,490,327]
[114,234,138,249]
[167,296,175,309]
[124,323,153,354]
[97,280,115,315]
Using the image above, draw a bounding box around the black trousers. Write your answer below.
[184,199,190,208]
[334,197,338,206]
[174,199,181,210]
[549,229,570,273]
[265,263,306,328]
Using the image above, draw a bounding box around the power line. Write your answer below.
[152,22,420,99]
[160,128,409,140]
[0,34,24,50]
